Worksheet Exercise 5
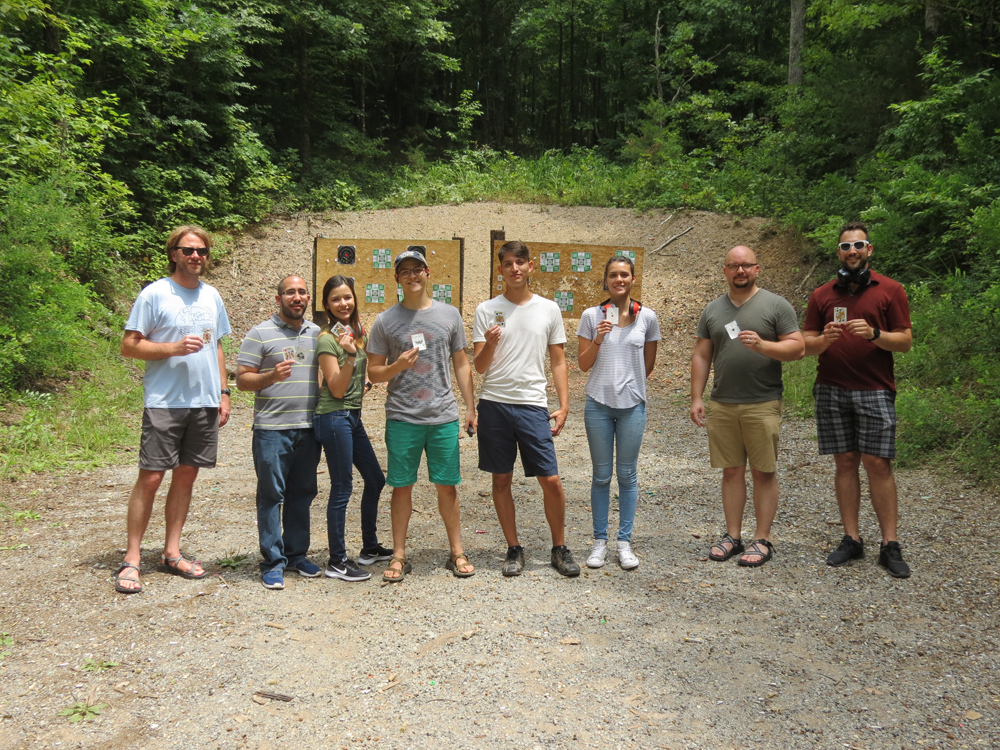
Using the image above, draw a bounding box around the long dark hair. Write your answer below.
[321,275,365,348]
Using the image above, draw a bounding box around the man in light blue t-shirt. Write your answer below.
[114,225,232,594]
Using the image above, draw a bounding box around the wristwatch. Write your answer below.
[868,327,881,341]
[221,388,232,396]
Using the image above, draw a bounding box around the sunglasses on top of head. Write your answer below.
[838,240,870,252]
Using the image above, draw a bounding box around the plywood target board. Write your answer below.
[313,237,464,316]
[489,239,644,317]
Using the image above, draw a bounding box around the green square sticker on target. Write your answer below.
[432,284,453,303]
[554,291,574,312]
[365,283,385,303]
[570,252,592,272]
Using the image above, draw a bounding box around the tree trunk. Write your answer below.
[557,23,564,147]
[788,0,805,86]
[925,1,941,36]
[297,28,312,175]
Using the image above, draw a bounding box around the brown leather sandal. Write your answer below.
[382,556,411,582]
[445,552,475,578]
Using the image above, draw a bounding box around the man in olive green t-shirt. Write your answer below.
[690,246,804,568]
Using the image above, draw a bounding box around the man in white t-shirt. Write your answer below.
[115,225,232,594]
[473,240,580,577]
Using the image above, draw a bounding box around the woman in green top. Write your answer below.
[313,275,389,580]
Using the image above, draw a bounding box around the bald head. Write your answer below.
[722,246,759,293]
[277,275,308,295]
[275,275,310,326]
[725,246,757,266]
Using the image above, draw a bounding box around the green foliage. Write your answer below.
[0,631,12,660]
[58,699,106,722]
[11,509,41,525]
[81,657,119,673]
[894,276,1000,481]
[217,549,250,569]
[0,336,142,477]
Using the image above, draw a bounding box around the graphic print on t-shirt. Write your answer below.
[174,305,217,339]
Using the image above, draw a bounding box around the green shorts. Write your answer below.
[384,419,462,487]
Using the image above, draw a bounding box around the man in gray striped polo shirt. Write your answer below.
[236,275,322,589]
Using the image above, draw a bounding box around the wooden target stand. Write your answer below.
[489,230,644,317]
[313,237,464,325]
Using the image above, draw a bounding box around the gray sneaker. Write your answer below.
[826,535,864,566]
[551,546,581,577]
[502,546,525,577]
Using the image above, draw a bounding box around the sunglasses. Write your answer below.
[724,263,759,271]
[176,246,209,257]
[838,240,870,252]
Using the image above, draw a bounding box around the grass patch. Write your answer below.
[217,549,251,570]
[782,358,818,420]
[0,336,142,477]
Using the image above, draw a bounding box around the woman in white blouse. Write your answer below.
[576,256,661,569]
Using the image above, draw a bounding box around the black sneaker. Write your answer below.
[826,535,864,567]
[502,546,525,577]
[325,558,371,582]
[358,545,393,566]
[551,546,581,577]
[878,541,911,578]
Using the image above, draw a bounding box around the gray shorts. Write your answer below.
[813,384,896,459]
[139,408,219,470]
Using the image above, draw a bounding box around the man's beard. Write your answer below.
[842,256,869,271]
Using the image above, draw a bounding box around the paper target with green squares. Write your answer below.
[489,239,644,319]
[432,284,453,303]
[570,252,592,272]
[315,237,463,316]
[553,291,574,312]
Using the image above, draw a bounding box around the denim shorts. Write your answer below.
[384,419,461,487]
[139,407,219,470]
[476,399,559,477]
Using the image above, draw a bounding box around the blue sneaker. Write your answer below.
[262,569,285,589]
[288,559,322,577]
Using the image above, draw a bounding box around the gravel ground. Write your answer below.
[0,204,997,749]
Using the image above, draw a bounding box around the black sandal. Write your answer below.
[708,533,744,562]
[738,539,774,567]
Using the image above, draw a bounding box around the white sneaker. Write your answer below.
[587,539,608,568]
[617,541,639,570]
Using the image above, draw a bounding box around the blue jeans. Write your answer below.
[314,410,387,564]
[584,397,647,542]
[252,428,321,572]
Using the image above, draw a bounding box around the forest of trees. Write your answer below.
[1,1,998,479]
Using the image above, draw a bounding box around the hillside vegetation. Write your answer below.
[1,1,997,482]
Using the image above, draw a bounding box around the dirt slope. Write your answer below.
[0,205,996,750]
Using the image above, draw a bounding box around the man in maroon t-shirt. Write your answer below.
[803,222,913,578]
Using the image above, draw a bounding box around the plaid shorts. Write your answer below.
[813,383,897,458]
